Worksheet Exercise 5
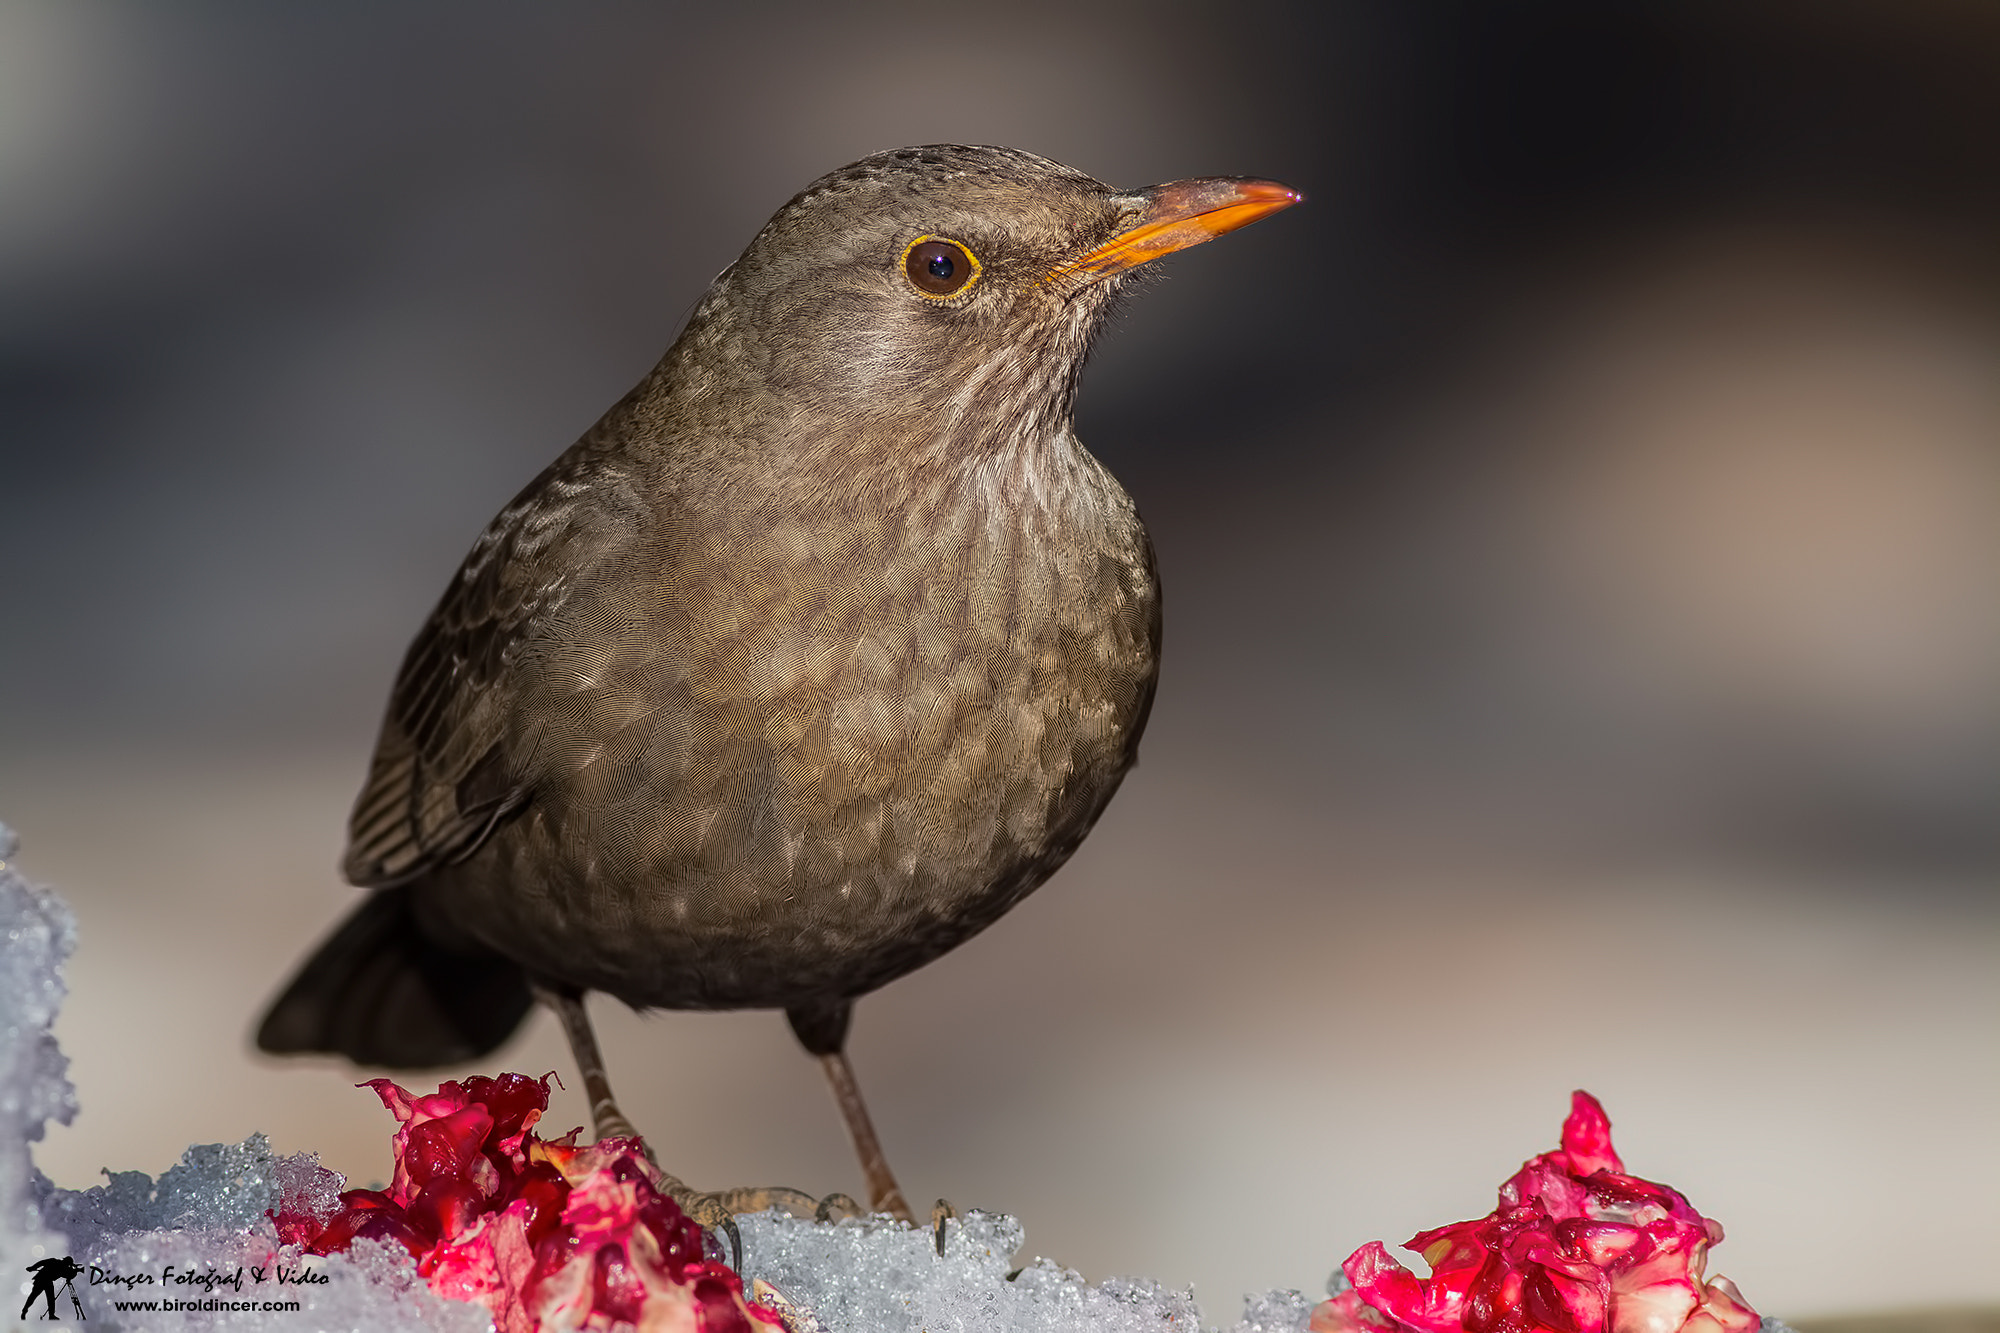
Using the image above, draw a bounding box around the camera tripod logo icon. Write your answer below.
[21,1256,85,1321]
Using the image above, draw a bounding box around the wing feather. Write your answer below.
[341,453,622,886]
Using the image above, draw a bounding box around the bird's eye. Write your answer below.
[901,236,981,299]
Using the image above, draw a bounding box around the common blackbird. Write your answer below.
[258,144,1298,1224]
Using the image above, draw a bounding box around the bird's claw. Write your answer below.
[813,1191,864,1223]
[931,1197,959,1255]
[653,1175,746,1272]
[752,1279,831,1333]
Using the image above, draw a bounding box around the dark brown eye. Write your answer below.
[901,235,980,298]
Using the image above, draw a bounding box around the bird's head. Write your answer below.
[672,145,1299,459]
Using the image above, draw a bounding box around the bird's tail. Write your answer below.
[255,885,534,1068]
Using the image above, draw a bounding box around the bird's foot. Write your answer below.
[641,1162,959,1267]
[618,1153,883,1268]
[639,1165,747,1271]
[589,1123,941,1269]
[662,1178,921,1228]
[707,1185,864,1222]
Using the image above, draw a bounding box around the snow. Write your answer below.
[0,821,1797,1333]
[4,822,488,1331]
[1,821,1328,1331]
[737,1208,1229,1333]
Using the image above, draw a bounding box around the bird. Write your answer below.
[257,143,1299,1229]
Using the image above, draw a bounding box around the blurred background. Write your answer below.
[2,0,1996,1323]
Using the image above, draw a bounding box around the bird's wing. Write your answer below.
[341,457,608,887]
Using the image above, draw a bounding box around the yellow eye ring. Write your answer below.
[901,234,981,300]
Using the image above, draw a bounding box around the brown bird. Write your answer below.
[258,144,1298,1229]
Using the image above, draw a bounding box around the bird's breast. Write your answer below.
[457,452,1159,1007]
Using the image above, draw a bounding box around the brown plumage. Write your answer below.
[258,144,1298,1219]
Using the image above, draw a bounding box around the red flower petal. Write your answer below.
[295,1074,777,1333]
[1316,1094,1758,1333]
[1558,1092,1624,1178]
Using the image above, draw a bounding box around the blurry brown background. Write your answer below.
[2,1,1995,1323]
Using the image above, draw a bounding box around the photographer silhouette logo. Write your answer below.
[21,1256,85,1321]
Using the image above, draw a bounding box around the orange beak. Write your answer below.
[1051,176,1302,285]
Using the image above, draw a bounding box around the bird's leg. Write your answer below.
[532,982,642,1142]
[532,982,749,1264]
[533,984,867,1262]
[787,1001,915,1223]
[818,1048,913,1221]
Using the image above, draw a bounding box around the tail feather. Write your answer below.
[256,885,533,1068]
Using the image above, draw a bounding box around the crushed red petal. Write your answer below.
[462,1073,551,1146]
[591,1244,646,1325]
[408,1177,488,1250]
[1312,1093,1760,1333]
[403,1107,494,1189]
[513,1161,571,1246]
[695,1271,758,1333]
[286,1072,779,1332]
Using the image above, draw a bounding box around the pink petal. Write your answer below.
[1684,1278,1760,1333]
[1327,1094,1757,1333]
[303,1073,788,1332]
[1345,1241,1465,1333]
[1559,1093,1624,1178]
[1310,1289,1404,1333]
